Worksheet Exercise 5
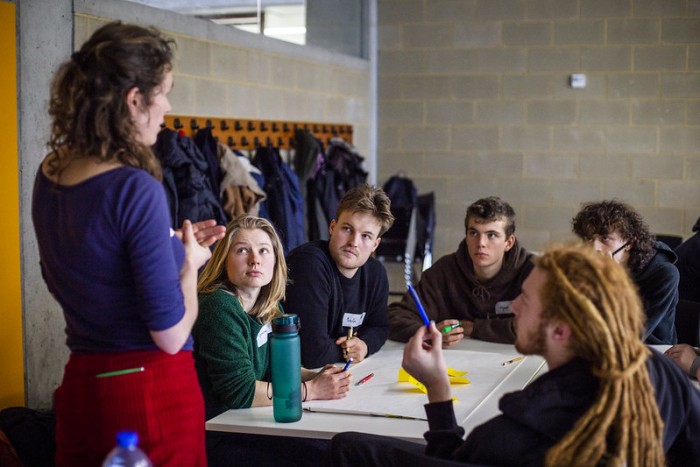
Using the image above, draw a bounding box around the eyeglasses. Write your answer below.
[611,241,630,257]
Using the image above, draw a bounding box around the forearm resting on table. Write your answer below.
[252,377,311,407]
[251,381,273,407]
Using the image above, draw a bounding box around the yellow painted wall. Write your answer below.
[0,1,25,409]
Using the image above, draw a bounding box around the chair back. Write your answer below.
[655,234,683,250]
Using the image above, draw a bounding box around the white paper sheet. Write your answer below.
[303,348,526,421]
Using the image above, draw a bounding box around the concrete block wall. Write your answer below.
[75,11,371,158]
[378,0,700,258]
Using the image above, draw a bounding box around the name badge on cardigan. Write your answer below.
[342,312,366,327]
[257,323,272,347]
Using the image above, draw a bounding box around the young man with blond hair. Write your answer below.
[284,184,395,368]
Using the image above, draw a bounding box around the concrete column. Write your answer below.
[306,0,368,59]
[18,0,73,408]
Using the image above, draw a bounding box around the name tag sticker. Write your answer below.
[495,301,512,315]
[342,312,366,327]
[257,323,272,347]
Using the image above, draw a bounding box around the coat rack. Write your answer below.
[162,115,353,150]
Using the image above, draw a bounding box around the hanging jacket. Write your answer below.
[311,137,368,230]
[325,137,368,196]
[252,146,304,254]
[294,129,323,242]
[153,128,227,228]
[194,127,223,201]
[217,143,266,218]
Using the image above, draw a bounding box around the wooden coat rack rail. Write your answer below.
[162,115,353,150]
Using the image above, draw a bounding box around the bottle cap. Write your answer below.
[272,314,300,333]
[116,430,138,448]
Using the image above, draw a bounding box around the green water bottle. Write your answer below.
[270,314,302,422]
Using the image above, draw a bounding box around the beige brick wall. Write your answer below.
[76,14,372,168]
[378,0,700,258]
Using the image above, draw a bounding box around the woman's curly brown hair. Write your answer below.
[48,21,175,180]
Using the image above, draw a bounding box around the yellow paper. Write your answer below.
[398,367,470,393]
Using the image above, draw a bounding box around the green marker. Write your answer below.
[96,367,145,378]
[441,322,461,334]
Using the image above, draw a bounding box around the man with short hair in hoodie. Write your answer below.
[572,199,679,344]
[389,196,533,346]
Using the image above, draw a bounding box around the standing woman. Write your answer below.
[32,22,223,466]
[193,215,351,466]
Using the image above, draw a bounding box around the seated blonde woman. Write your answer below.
[192,215,351,466]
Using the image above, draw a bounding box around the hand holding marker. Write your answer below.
[344,327,353,357]
[441,321,461,334]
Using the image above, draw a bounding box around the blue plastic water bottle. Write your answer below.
[102,431,153,467]
[270,314,302,422]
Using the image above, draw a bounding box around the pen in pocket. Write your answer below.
[96,367,145,378]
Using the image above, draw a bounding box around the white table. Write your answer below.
[206,339,546,443]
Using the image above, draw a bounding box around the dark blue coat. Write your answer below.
[633,241,679,344]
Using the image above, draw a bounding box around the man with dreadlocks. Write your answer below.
[328,244,700,466]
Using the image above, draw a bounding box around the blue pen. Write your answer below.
[342,358,353,371]
[407,283,431,328]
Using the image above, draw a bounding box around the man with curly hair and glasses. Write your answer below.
[572,200,679,344]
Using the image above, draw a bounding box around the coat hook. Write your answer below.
[284,123,291,132]
[247,121,256,131]
[205,119,213,129]
[260,122,268,132]
[241,136,249,146]
[253,136,260,148]
[271,122,279,132]
[173,118,183,130]
[322,125,328,133]
[266,136,273,146]
[338,126,345,134]
[227,136,235,147]
[235,121,243,131]
[313,124,319,133]
[190,119,200,131]
[277,137,284,147]
[221,120,230,131]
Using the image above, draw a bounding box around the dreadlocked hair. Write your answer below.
[536,244,665,467]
